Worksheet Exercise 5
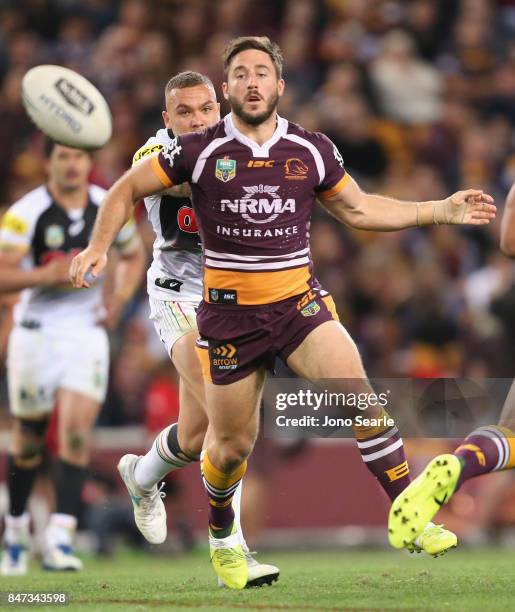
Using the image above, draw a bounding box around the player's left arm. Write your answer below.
[319,174,496,231]
[500,181,515,257]
[313,133,495,230]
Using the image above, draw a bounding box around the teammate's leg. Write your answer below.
[389,381,515,550]
[42,389,100,571]
[132,332,206,493]
[119,331,205,544]
[452,381,515,486]
[1,417,48,576]
[287,320,412,500]
[2,325,54,575]
[286,319,456,555]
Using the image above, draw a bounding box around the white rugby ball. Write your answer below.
[22,65,112,150]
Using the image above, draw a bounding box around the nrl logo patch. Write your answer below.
[300,300,320,317]
[215,157,236,182]
[45,224,65,249]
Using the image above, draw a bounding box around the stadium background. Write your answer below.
[1,0,515,555]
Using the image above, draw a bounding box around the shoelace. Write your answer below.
[244,550,258,566]
[216,548,246,567]
[138,483,166,523]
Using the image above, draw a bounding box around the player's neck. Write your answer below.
[47,181,89,211]
[231,111,278,146]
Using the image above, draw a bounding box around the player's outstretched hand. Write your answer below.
[69,247,107,288]
[438,189,496,225]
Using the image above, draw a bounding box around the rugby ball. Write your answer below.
[21,65,112,150]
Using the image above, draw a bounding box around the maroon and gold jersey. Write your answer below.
[151,113,349,306]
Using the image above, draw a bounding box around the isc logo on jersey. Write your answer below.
[220,184,295,224]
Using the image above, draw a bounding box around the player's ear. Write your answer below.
[216,102,221,120]
[278,79,285,97]
[222,82,229,100]
[162,110,171,128]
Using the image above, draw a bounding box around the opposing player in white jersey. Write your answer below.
[0,141,145,575]
[116,71,279,587]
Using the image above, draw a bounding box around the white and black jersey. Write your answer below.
[132,128,203,302]
[0,184,138,329]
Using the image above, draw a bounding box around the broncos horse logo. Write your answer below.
[284,157,309,179]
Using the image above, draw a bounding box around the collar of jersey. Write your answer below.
[224,113,288,158]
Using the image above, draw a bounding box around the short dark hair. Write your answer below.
[164,71,215,97]
[223,36,283,79]
[43,137,92,158]
[43,137,57,158]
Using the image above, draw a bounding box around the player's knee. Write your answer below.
[217,438,253,472]
[15,437,45,467]
[61,429,91,461]
[334,380,382,419]
[15,441,44,468]
[14,418,48,465]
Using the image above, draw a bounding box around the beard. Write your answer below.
[229,90,279,126]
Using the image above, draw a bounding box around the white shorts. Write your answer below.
[7,325,109,418]
[148,296,199,357]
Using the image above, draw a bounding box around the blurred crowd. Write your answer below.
[1,0,515,427]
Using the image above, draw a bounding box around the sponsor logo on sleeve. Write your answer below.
[132,144,164,165]
[215,156,236,182]
[0,212,28,236]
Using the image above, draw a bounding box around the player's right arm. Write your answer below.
[0,251,72,292]
[70,135,191,288]
[0,209,71,293]
[500,181,515,257]
[70,156,172,288]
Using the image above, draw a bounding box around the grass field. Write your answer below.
[2,547,515,611]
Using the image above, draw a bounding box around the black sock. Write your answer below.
[167,423,198,462]
[53,459,87,518]
[7,455,39,517]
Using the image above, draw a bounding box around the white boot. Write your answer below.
[1,513,30,576]
[42,513,83,571]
